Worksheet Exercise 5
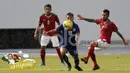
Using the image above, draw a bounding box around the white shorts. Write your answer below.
[94,39,110,51]
[40,35,59,47]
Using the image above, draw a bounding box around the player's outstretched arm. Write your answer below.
[115,31,129,47]
[77,14,97,23]
[45,24,63,35]
[46,24,63,34]
[34,24,41,40]
[45,29,57,35]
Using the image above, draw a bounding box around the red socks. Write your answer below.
[85,44,95,60]
[40,47,63,64]
[85,44,97,65]
[40,48,45,63]
[91,52,97,66]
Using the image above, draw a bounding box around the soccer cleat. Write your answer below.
[39,62,45,66]
[61,62,66,66]
[75,65,83,71]
[81,58,88,64]
[67,63,72,71]
[92,65,100,71]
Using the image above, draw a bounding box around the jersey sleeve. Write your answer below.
[56,24,64,31]
[39,16,42,25]
[112,22,118,32]
[95,18,102,24]
[2,56,9,62]
[75,24,80,33]
[55,15,60,25]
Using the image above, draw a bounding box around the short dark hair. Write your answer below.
[44,4,52,8]
[8,53,13,57]
[66,12,74,17]
[103,9,110,15]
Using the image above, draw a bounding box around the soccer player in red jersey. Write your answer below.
[77,9,129,70]
[34,4,64,66]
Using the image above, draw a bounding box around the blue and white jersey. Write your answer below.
[56,22,80,48]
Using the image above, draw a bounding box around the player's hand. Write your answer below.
[77,14,85,20]
[34,33,38,40]
[43,32,48,35]
[76,42,80,47]
[123,39,129,47]
[76,39,80,47]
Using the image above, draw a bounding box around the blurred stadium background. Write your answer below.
[0,1,130,73]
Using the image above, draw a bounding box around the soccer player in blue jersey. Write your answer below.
[45,12,83,71]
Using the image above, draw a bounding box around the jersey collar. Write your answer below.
[45,13,52,18]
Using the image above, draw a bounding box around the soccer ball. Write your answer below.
[63,20,73,30]
[23,54,29,58]
[18,51,23,54]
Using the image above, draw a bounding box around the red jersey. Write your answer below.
[39,13,60,36]
[96,18,118,44]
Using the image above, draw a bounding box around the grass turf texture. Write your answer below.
[0,54,130,73]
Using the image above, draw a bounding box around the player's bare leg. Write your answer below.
[40,46,46,66]
[60,48,71,71]
[81,41,100,70]
[55,47,65,65]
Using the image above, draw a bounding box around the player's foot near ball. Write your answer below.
[75,65,83,71]
[92,65,100,71]
[81,58,88,64]
[39,62,45,66]
[67,63,72,71]
[61,62,66,66]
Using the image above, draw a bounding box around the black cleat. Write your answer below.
[92,65,100,71]
[81,58,88,64]
[75,66,83,71]
[67,63,72,71]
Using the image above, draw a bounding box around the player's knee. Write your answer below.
[60,48,67,56]
[54,47,59,49]
[40,48,45,54]
[41,46,46,49]
[89,41,98,47]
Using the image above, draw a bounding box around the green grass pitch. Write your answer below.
[0,54,130,73]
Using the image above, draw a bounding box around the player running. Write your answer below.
[45,12,83,71]
[77,9,129,70]
[34,4,64,66]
